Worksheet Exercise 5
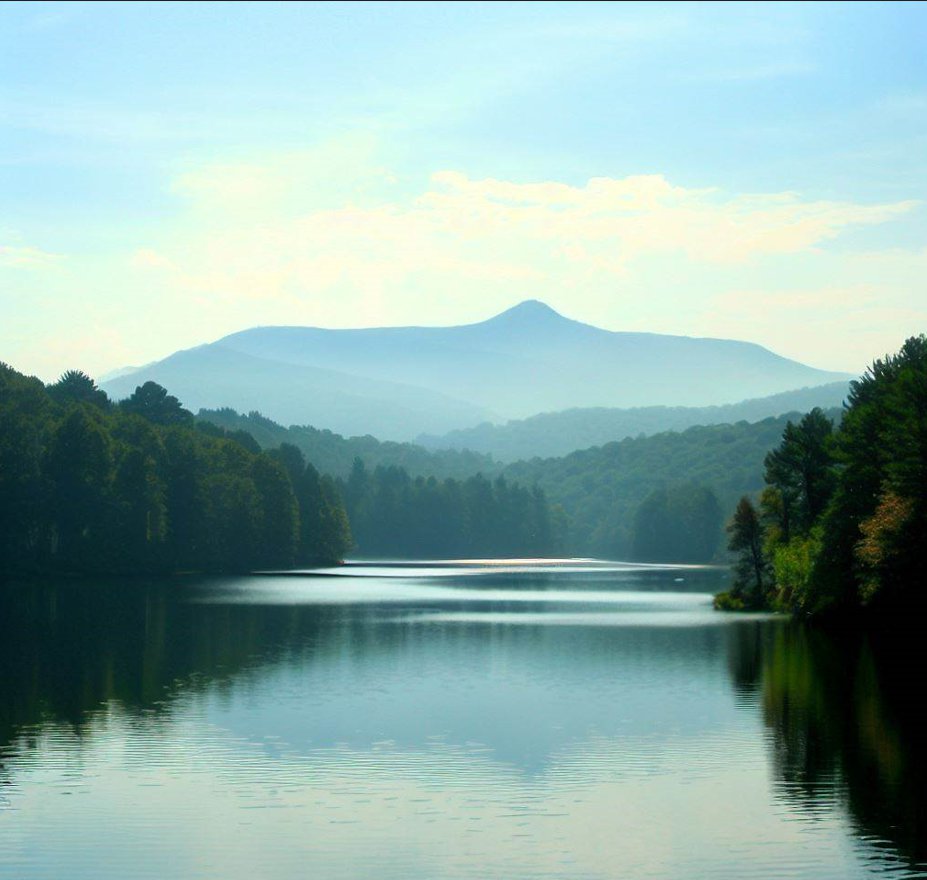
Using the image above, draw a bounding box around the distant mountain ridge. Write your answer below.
[101,301,850,441]
[196,407,497,480]
[418,381,852,461]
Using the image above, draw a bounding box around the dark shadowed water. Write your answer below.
[0,561,923,879]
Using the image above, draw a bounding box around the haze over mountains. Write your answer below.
[101,301,850,441]
[419,380,852,461]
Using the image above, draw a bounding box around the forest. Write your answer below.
[337,459,565,558]
[502,414,840,561]
[198,407,496,480]
[0,364,560,575]
[5,356,886,574]
[0,364,352,574]
[719,335,927,618]
[417,381,850,461]
[198,404,821,564]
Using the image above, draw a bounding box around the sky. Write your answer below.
[2,1,926,380]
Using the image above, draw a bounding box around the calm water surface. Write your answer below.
[0,561,923,879]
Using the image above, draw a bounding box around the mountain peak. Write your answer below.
[491,300,564,323]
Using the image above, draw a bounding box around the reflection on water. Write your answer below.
[761,625,927,871]
[0,562,923,879]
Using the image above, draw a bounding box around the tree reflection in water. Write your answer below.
[729,619,926,871]
[1,578,924,874]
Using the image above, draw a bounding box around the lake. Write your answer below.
[0,561,923,879]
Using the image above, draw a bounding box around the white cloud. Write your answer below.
[0,243,61,268]
[15,154,920,379]
[142,158,917,326]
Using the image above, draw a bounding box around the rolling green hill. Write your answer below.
[419,382,850,461]
[502,411,843,559]
[197,408,497,480]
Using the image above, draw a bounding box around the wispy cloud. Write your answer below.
[113,153,921,353]
[0,242,61,268]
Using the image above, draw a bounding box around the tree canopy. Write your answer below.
[0,366,351,575]
[715,335,927,618]
[1,364,562,574]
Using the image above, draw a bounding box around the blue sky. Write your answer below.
[2,1,926,378]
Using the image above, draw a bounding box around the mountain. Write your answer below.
[101,300,850,440]
[418,381,852,461]
[100,345,493,440]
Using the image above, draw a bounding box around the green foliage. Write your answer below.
[763,408,836,538]
[770,529,822,613]
[0,364,53,571]
[718,411,835,613]
[725,497,770,608]
[420,382,851,462]
[630,484,722,563]
[2,362,561,572]
[197,407,496,480]
[340,466,563,558]
[813,335,927,613]
[712,590,745,611]
[48,370,111,410]
[199,404,838,564]
[120,381,194,426]
[503,414,820,560]
[717,335,927,618]
[0,364,354,575]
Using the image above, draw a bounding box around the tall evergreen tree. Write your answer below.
[763,408,835,537]
[724,497,769,608]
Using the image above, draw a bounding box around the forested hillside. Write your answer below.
[419,382,850,461]
[0,365,352,574]
[337,460,564,558]
[198,407,496,480]
[503,413,842,560]
[0,364,561,571]
[197,402,823,563]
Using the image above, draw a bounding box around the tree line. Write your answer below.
[1,364,562,575]
[338,459,565,558]
[502,415,820,561]
[0,365,352,574]
[199,396,832,565]
[718,335,927,617]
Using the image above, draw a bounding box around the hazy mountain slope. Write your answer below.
[100,345,493,440]
[216,300,850,417]
[196,407,498,480]
[102,300,850,440]
[502,410,844,558]
[419,381,852,461]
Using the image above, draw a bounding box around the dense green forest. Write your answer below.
[0,364,352,574]
[418,381,850,461]
[502,413,840,561]
[0,364,562,573]
[338,459,565,558]
[199,404,816,563]
[2,360,849,571]
[198,407,496,480]
[719,336,927,618]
